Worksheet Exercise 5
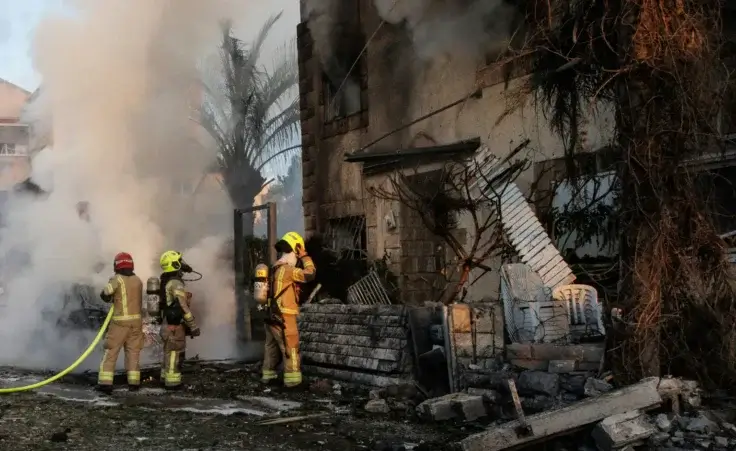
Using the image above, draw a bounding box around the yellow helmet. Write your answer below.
[160,250,183,273]
[279,231,305,253]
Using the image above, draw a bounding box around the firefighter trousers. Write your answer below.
[98,319,144,386]
[160,325,187,388]
[261,314,301,387]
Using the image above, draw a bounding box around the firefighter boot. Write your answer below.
[96,384,113,395]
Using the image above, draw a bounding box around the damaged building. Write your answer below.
[297,0,613,304]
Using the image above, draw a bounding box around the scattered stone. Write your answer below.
[369,389,383,400]
[521,395,555,413]
[364,399,390,414]
[466,388,501,404]
[560,374,587,395]
[649,431,671,445]
[518,371,560,397]
[415,393,486,422]
[548,360,577,373]
[591,410,656,451]
[686,412,720,434]
[696,440,712,449]
[655,413,672,432]
[584,378,613,397]
[722,422,736,434]
[715,436,729,447]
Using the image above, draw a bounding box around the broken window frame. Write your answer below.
[319,2,366,124]
[324,215,368,261]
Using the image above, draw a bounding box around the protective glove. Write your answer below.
[189,327,201,338]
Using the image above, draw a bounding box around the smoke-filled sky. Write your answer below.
[0,0,300,91]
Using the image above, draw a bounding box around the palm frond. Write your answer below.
[199,13,300,208]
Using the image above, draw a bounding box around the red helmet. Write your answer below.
[113,252,134,271]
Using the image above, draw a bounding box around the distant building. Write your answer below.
[0,78,32,197]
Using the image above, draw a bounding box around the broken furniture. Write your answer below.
[553,284,606,339]
[501,264,571,344]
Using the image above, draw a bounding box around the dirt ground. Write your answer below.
[0,361,474,451]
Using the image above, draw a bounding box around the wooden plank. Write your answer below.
[298,312,405,326]
[298,322,408,338]
[458,378,663,451]
[300,342,404,361]
[300,304,406,316]
[506,343,604,363]
[302,364,410,387]
[300,331,407,349]
[301,351,402,373]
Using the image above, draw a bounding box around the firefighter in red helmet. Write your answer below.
[96,252,144,394]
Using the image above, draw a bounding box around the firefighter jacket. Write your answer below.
[268,255,316,316]
[102,274,144,322]
[163,277,198,330]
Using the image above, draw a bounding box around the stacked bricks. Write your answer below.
[298,304,413,387]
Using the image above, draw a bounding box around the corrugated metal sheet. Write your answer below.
[469,146,576,289]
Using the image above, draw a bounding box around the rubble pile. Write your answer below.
[595,409,736,450]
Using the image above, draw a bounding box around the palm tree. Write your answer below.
[200,13,300,232]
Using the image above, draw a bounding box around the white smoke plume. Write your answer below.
[373,0,518,60]
[0,0,286,372]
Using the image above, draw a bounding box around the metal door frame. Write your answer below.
[233,203,277,341]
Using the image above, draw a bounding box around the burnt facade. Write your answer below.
[297,1,612,304]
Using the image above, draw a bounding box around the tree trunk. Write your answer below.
[612,2,727,383]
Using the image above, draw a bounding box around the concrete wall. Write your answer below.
[297,1,613,303]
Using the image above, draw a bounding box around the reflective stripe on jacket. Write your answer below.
[103,274,143,321]
[268,256,316,315]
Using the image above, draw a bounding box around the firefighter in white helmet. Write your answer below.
[254,232,315,388]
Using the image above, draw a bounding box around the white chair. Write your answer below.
[553,284,605,339]
[500,264,570,344]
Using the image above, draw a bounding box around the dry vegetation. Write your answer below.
[506,0,736,387]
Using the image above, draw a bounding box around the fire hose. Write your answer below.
[0,308,113,394]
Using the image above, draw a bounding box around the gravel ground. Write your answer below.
[0,361,474,451]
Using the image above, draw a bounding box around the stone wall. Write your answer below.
[298,303,413,387]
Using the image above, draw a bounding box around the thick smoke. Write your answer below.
[372,0,518,60]
[0,0,254,371]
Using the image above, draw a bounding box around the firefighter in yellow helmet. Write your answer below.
[156,250,200,390]
[258,231,315,388]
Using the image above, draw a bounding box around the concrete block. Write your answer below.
[466,388,502,403]
[548,360,577,373]
[591,410,657,451]
[518,371,560,397]
[416,393,487,422]
[459,378,663,451]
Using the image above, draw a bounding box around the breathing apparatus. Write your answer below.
[252,231,305,308]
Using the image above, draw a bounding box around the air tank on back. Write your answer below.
[145,277,161,319]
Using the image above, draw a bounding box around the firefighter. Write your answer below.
[97,252,144,394]
[259,231,315,388]
[157,250,200,390]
